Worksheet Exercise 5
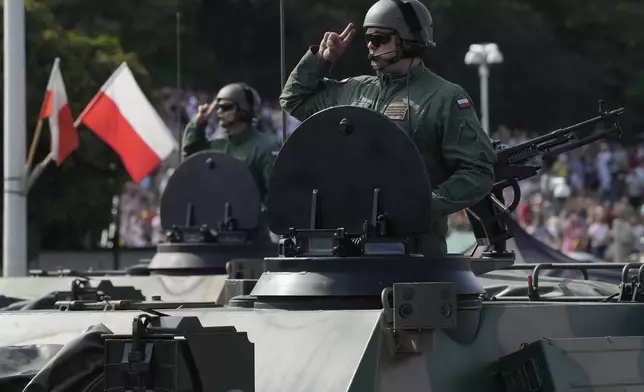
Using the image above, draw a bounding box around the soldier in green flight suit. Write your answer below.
[182,82,279,203]
[279,0,497,256]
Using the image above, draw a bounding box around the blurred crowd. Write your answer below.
[103,87,300,248]
[108,91,644,263]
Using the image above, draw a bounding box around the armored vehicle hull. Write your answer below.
[0,269,637,392]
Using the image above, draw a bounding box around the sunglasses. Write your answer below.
[365,32,395,47]
[217,103,236,112]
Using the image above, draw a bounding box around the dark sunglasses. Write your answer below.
[217,103,236,112]
[365,32,395,47]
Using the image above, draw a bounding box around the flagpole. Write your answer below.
[26,120,44,171]
[26,117,83,191]
[27,57,61,172]
[3,0,27,276]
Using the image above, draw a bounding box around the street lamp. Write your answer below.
[464,43,503,135]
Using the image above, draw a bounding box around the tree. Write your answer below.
[45,0,220,92]
[1,0,152,249]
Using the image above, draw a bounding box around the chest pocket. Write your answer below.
[384,98,422,137]
[384,101,409,121]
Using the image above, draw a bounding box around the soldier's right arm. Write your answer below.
[279,46,348,121]
[181,118,209,159]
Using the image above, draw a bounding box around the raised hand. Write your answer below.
[195,101,217,125]
[318,23,356,63]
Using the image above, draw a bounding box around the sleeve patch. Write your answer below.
[456,98,471,109]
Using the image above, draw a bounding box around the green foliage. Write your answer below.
[2,0,644,249]
[2,0,153,249]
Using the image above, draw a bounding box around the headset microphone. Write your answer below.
[367,49,399,61]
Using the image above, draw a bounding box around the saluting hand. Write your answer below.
[195,101,217,125]
[318,23,356,63]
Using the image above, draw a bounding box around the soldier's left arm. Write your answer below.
[430,87,497,217]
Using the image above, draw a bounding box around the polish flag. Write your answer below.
[39,58,79,165]
[78,62,177,183]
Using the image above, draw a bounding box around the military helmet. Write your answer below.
[363,0,435,48]
[215,82,262,117]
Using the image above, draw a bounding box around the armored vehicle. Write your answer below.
[1,104,639,392]
[0,150,276,310]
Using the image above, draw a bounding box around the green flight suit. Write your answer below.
[279,46,497,256]
[182,119,279,203]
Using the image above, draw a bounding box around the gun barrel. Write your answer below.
[520,107,625,147]
[559,107,625,133]
[544,125,621,158]
[497,107,625,164]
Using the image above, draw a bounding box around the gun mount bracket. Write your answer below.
[277,187,409,257]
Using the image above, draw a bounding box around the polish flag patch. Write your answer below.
[457,98,471,109]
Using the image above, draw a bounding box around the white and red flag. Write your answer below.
[38,57,79,165]
[77,62,177,183]
[457,98,472,109]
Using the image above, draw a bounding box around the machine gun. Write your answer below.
[467,100,625,259]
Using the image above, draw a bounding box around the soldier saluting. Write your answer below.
[279,0,497,256]
[182,83,279,202]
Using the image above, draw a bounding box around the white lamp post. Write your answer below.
[464,43,503,135]
[3,0,27,276]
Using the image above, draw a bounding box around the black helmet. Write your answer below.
[363,0,436,48]
[215,83,262,117]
